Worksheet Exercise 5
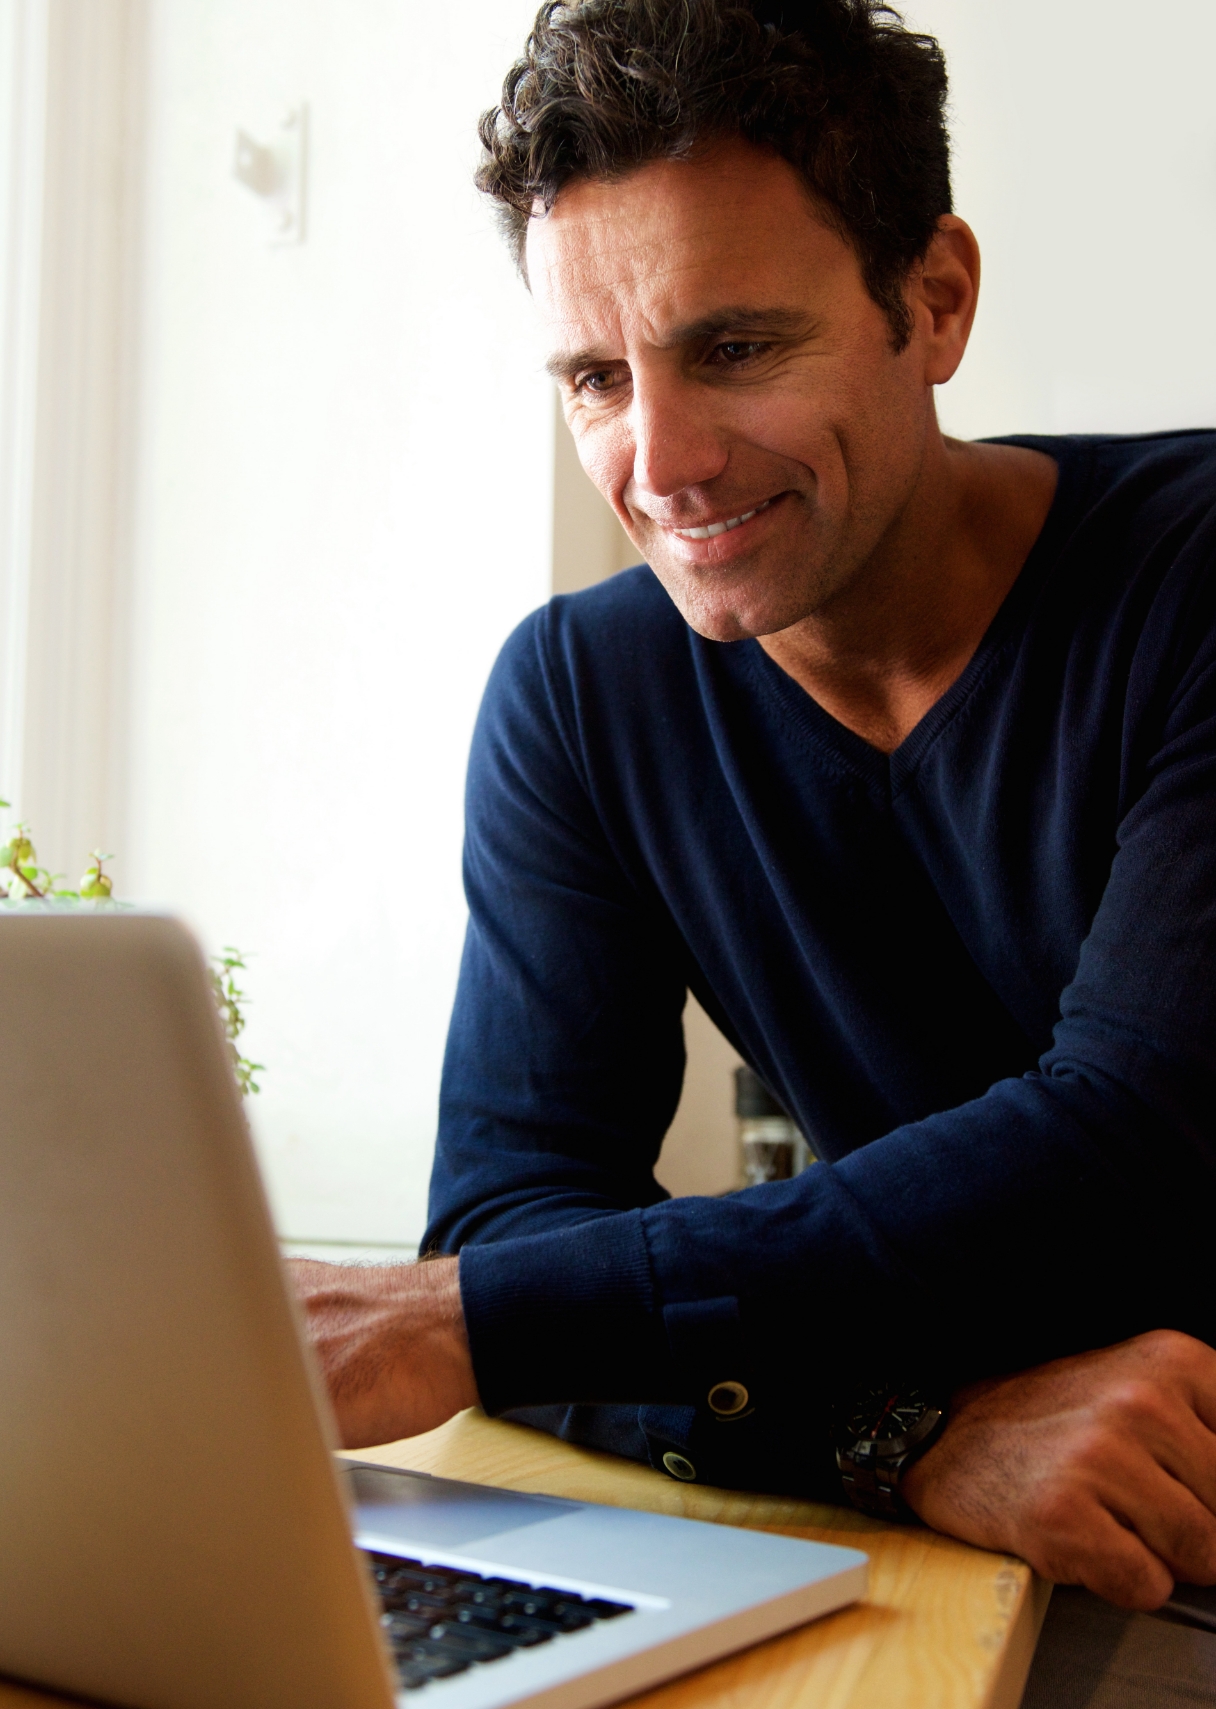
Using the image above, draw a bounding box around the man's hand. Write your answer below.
[902,1330,1216,1609]
[287,1257,479,1450]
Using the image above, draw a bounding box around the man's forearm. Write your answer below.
[288,1256,478,1449]
[287,1256,1216,1614]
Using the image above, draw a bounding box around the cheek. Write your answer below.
[569,412,635,513]
[730,387,833,469]
[833,358,930,504]
[755,351,924,514]
[717,385,852,522]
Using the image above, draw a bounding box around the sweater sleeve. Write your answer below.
[427,587,1216,1495]
[427,602,687,1255]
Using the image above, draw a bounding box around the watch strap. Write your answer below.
[836,1450,916,1521]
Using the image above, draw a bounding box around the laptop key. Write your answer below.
[500,1590,559,1614]
[424,1624,515,1663]
[397,1661,464,1690]
[500,1592,592,1629]
[451,1605,510,1633]
[496,1614,561,1644]
[385,1590,458,1617]
[583,1597,632,1618]
[385,1570,460,1598]
[390,1641,472,1679]
[453,1585,507,1610]
[500,1610,558,1634]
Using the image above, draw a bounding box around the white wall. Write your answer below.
[908,0,1216,440]
[124,0,552,1245]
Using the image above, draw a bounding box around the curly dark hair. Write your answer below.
[477,0,952,348]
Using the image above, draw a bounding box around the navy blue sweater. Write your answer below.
[426,432,1216,1497]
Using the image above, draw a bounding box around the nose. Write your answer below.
[630,372,729,500]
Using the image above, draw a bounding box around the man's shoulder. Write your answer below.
[549,562,683,637]
[498,564,688,685]
[482,564,694,736]
[996,429,1216,521]
[994,427,1216,464]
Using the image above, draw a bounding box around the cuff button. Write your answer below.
[661,1451,697,1482]
[707,1380,750,1417]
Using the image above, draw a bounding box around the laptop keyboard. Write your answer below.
[365,1550,634,1692]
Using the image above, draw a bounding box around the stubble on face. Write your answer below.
[526,139,936,643]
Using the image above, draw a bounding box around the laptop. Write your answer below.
[0,911,867,1709]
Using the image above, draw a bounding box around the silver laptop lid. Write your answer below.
[0,911,396,1709]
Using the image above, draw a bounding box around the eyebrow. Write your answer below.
[544,306,817,380]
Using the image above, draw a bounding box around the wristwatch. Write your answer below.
[836,1385,947,1521]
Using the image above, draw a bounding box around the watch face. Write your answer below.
[844,1386,935,1449]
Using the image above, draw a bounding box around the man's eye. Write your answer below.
[714,341,765,364]
[576,369,619,394]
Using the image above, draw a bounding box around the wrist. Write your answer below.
[835,1385,948,1522]
[402,1257,478,1411]
[288,1254,479,1447]
[898,1440,939,1519]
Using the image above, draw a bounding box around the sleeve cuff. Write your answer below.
[458,1211,678,1414]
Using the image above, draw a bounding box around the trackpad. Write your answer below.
[347,1461,583,1550]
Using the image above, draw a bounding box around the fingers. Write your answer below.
[1030,1468,1216,1603]
[1017,1494,1175,1610]
[1107,1460,1216,1589]
[1091,1376,1216,1550]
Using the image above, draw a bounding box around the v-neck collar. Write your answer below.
[740,435,1091,801]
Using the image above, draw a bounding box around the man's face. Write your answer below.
[528,138,945,642]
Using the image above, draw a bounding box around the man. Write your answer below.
[292,0,1216,1613]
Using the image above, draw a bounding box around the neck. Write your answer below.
[758,432,1058,754]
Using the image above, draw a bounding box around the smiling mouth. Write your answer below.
[671,498,773,540]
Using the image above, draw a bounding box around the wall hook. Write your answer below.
[232,105,308,245]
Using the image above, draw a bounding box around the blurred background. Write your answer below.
[0,0,1212,1256]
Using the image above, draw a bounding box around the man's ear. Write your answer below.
[908,215,980,386]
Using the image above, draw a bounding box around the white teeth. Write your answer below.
[674,498,771,540]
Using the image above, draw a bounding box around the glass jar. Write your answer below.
[734,1065,812,1186]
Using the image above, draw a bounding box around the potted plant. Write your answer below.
[0,802,263,1096]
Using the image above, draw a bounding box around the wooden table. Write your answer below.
[352,1411,1050,1709]
[0,1408,1049,1709]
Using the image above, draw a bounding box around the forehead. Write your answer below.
[526,139,859,349]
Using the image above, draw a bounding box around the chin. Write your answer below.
[651,553,827,645]
[661,578,810,645]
